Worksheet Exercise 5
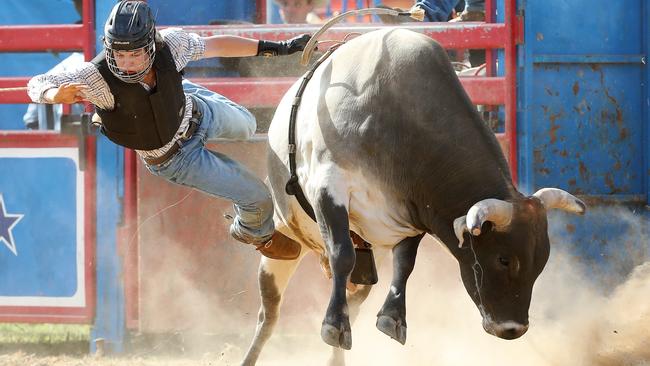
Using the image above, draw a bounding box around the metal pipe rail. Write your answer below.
[179,22,508,49]
[0,1,96,59]
[0,75,505,107]
[0,0,519,179]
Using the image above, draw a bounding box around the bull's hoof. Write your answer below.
[376,315,407,345]
[321,323,352,350]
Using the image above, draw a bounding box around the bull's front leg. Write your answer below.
[376,233,424,344]
[315,188,355,350]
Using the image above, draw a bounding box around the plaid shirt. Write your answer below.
[27,28,206,159]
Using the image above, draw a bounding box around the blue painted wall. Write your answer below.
[0,157,80,297]
[518,0,650,285]
[518,0,648,203]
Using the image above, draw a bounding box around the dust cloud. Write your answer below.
[130,204,650,366]
[248,238,649,365]
[4,204,646,366]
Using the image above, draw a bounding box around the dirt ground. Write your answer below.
[2,236,649,366]
[0,353,202,366]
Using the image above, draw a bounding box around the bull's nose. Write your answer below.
[494,321,528,340]
[483,319,529,339]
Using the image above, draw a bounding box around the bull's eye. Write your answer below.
[498,256,510,267]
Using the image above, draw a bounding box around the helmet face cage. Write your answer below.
[104,1,157,83]
[105,36,155,83]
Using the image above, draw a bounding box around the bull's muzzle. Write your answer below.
[482,319,529,340]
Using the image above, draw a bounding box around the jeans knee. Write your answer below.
[251,193,273,214]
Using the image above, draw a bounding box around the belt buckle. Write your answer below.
[181,124,192,140]
[181,118,199,140]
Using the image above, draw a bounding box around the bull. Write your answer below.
[241,28,585,365]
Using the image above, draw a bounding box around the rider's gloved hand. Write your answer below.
[257,34,311,57]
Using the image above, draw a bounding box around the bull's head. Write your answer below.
[452,188,585,340]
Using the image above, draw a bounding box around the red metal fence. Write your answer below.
[0,1,519,174]
[0,0,520,329]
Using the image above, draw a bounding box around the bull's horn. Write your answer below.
[533,188,586,214]
[453,215,469,248]
[466,199,514,236]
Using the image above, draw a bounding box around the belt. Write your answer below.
[143,96,203,166]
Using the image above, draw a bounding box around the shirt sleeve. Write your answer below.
[27,61,115,110]
[160,28,206,72]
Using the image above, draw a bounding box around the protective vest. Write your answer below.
[92,44,185,150]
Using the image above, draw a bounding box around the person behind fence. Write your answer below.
[23,52,84,130]
[411,0,486,66]
[273,0,323,24]
[23,0,85,130]
[448,0,485,21]
[380,1,484,22]
[412,0,459,21]
[27,0,309,260]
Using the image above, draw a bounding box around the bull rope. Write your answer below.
[300,6,425,66]
[286,6,425,222]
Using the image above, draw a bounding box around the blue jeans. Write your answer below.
[415,0,485,21]
[415,0,459,21]
[146,79,274,243]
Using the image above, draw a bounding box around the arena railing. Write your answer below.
[0,0,96,104]
[0,0,520,178]
[0,0,520,334]
[178,2,519,179]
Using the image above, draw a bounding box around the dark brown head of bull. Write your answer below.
[451,188,585,340]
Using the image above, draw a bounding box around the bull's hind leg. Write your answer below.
[314,188,356,350]
[241,253,304,366]
[376,234,424,345]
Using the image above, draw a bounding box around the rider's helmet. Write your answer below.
[104,1,156,83]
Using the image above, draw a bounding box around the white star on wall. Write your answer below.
[0,194,24,256]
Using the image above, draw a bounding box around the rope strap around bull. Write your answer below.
[285,6,424,222]
[300,6,424,66]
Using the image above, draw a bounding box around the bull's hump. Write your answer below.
[329,29,437,88]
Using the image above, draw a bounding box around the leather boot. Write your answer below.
[255,231,302,260]
[230,225,301,260]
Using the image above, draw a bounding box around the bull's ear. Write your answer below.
[453,215,469,248]
[533,188,586,215]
